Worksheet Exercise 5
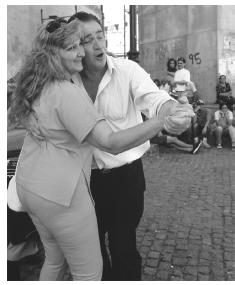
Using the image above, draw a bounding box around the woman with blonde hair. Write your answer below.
[9,18,194,280]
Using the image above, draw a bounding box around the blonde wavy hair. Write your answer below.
[9,19,83,125]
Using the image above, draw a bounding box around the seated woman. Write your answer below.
[166,58,177,88]
[216,75,235,111]
[214,103,235,149]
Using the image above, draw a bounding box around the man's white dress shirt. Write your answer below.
[72,56,173,169]
[174,68,190,92]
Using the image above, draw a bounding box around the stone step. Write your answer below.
[203,104,235,116]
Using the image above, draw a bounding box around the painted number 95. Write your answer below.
[188,52,201,64]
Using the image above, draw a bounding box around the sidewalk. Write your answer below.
[140,144,235,281]
[15,144,235,281]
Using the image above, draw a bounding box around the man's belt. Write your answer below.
[92,158,141,175]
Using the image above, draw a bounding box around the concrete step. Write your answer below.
[203,104,235,116]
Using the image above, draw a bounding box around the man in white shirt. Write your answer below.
[214,103,235,149]
[174,57,190,92]
[173,57,200,104]
[68,12,194,281]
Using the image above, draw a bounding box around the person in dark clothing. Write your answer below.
[216,75,235,111]
[192,100,212,148]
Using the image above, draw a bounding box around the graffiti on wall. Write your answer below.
[188,52,201,65]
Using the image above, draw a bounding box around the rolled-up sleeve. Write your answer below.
[227,111,233,121]
[129,61,175,118]
[56,82,105,143]
[214,111,220,121]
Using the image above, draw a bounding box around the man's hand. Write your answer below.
[158,100,195,135]
[157,100,177,122]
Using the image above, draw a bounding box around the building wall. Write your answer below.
[217,6,235,92]
[7,5,101,79]
[138,5,220,104]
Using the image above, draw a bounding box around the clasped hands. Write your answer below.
[157,100,195,135]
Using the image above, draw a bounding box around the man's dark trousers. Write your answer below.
[90,158,145,281]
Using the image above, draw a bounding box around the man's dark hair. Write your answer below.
[177,57,186,63]
[160,79,170,86]
[68,11,101,26]
[153,78,161,87]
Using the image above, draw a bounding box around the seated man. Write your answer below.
[152,79,200,154]
[172,57,200,104]
[151,131,194,153]
[177,99,211,150]
[192,99,212,148]
[214,103,235,149]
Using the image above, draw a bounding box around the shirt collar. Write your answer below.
[106,55,116,75]
[71,55,116,84]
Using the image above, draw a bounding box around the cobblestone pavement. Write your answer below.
[17,145,235,281]
[140,145,235,281]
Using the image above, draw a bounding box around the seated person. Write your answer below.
[178,99,211,149]
[151,130,192,152]
[159,79,171,93]
[158,79,188,104]
[166,58,177,88]
[192,99,212,148]
[216,75,235,111]
[214,103,235,149]
[152,79,200,154]
[153,78,161,88]
[172,57,199,104]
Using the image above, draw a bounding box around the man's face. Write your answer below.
[81,20,107,71]
[177,61,185,70]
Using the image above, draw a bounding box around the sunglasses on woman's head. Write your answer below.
[46,18,68,33]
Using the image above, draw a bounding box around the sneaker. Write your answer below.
[217,144,222,149]
[202,141,211,148]
[191,140,202,154]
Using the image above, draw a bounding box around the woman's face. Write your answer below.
[169,60,176,69]
[220,76,226,84]
[221,104,228,113]
[59,38,85,76]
